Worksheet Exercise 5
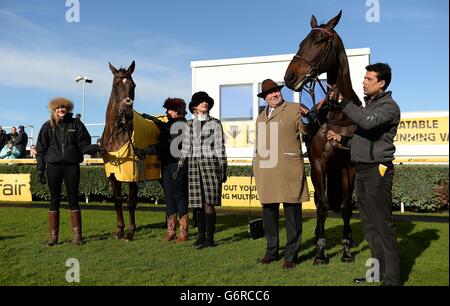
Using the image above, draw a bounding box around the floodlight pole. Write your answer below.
[75,76,93,123]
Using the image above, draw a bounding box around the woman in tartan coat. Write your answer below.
[176,91,227,249]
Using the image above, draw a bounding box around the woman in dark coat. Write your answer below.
[158,98,189,242]
[36,97,101,246]
[176,91,227,249]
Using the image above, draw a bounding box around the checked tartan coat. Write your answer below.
[179,116,227,208]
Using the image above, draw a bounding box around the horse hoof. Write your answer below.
[313,257,329,265]
[114,232,124,240]
[125,232,135,241]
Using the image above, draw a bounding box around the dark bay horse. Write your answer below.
[284,11,362,264]
[100,61,139,241]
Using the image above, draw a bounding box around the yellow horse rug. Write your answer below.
[104,111,167,182]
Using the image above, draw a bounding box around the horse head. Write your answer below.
[101,61,136,151]
[284,11,353,97]
[108,61,136,130]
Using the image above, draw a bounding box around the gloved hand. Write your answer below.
[38,170,47,185]
[221,165,228,183]
[98,148,108,158]
[221,173,228,184]
[134,148,146,160]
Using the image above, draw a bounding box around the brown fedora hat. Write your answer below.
[257,79,284,98]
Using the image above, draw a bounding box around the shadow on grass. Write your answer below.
[397,228,440,285]
[0,235,25,241]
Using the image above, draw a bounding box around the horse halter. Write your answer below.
[294,27,335,81]
[293,27,335,113]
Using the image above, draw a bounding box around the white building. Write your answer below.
[191,49,370,164]
[191,50,448,165]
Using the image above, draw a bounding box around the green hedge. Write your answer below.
[0,164,447,212]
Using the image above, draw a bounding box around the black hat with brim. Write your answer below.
[189,91,214,113]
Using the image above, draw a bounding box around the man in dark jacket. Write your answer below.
[327,63,401,286]
[7,126,18,143]
[0,126,7,150]
[13,125,28,158]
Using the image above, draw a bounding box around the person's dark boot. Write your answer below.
[195,210,206,248]
[47,211,59,246]
[70,210,83,245]
[198,213,216,249]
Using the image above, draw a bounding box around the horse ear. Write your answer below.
[127,60,136,75]
[310,15,318,29]
[109,62,119,75]
[326,10,342,30]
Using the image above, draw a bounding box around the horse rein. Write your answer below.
[294,27,336,127]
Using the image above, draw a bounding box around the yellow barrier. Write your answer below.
[222,176,316,209]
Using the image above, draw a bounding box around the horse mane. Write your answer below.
[319,24,361,106]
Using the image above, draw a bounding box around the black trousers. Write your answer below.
[262,203,302,262]
[162,163,188,217]
[355,163,400,285]
[47,163,80,211]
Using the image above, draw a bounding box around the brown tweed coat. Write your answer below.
[253,101,312,204]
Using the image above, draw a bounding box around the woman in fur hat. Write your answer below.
[157,98,190,242]
[36,97,102,246]
[175,91,227,249]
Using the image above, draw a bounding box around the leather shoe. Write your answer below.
[258,255,276,264]
[353,277,367,283]
[282,260,296,270]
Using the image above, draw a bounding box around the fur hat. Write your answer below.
[48,97,74,112]
[189,91,214,113]
[188,101,195,114]
[163,98,186,115]
[257,79,284,98]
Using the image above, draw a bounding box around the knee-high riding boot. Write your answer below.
[70,210,83,245]
[195,210,206,248]
[47,211,59,246]
[198,212,216,249]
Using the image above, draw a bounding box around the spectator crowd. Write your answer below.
[0,125,32,159]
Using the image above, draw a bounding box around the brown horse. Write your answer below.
[284,11,362,264]
[100,61,138,241]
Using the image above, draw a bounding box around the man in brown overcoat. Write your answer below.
[253,79,313,269]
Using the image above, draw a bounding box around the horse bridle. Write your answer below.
[293,27,336,116]
[100,75,134,151]
[294,27,335,81]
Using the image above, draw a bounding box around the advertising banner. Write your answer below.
[0,174,32,202]
[222,176,316,209]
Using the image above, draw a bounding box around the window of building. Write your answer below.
[220,84,253,121]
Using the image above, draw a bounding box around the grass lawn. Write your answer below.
[0,205,448,286]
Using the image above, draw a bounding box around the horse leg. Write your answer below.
[312,161,329,265]
[341,165,355,262]
[125,182,138,241]
[111,179,125,239]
